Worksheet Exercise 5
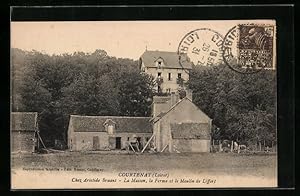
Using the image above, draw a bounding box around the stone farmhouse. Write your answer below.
[67,116,153,151]
[139,50,192,93]
[68,91,212,153]
[11,112,37,153]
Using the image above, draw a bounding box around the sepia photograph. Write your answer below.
[11,20,277,189]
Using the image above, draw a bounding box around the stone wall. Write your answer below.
[11,131,35,153]
[69,131,152,151]
[172,139,211,152]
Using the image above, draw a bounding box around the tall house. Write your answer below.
[139,50,192,93]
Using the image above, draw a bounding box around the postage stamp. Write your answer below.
[223,24,276,74]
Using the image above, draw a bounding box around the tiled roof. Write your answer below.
[70,115,152,133]
[140,50,192,69]
[171,123,210,139]
[11,112,37,131]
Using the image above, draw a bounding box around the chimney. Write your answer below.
[152,96,171,117]
[186,89,193,101]
[170,92,179,107]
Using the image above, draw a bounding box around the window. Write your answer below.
[158,72,162,77]
[104,119,116,135]
[157,61,162,69]
[107,125,114,135]
[168,73,171,81]
[178,73,182,78]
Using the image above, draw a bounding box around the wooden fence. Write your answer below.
[211,139,277,153]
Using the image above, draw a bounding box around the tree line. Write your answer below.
[12,48,155,146]
[12,48,276,148]
[188,65,276,148]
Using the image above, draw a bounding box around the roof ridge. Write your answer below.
[11,112,38,114]
[70,115,151,119]
[144,50,177,53]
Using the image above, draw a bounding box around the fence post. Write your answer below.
[271,141,273,152]
[230,140,233,152]
[259,142,262,151]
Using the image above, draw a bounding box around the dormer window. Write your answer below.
[157,61,162,69]
[156,58,164,68]
[103,119,116,135]
[107,125,114,134]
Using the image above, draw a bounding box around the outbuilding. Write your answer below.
[151,92,212,153]
[11,112,37,153]
[67,116,153,151]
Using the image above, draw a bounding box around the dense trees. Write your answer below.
[12,48,154,147]
[188,64,276,147]
[12,48,276,148]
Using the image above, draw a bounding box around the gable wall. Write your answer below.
[154,99,211,152]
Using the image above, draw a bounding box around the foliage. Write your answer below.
[176,77,185,87]
[12,48,154,147]
[12,48,276,147]
[117,72,155,116]
[188,64,276,145]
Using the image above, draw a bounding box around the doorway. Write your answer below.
[93,136,100,150]
[116,137,121,149]
[136,137,142,149]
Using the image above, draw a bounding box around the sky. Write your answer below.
[11,20,274,60]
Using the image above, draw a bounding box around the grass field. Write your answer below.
[12,152,277,178]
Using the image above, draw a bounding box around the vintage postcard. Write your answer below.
[11,20,277,189]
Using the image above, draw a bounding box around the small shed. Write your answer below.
[171,123,211,152]
[11,112,37,153]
